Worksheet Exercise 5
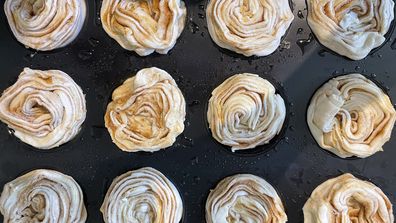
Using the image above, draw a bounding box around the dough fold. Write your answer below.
[105,67,185,152]
[0,169,87,223]
[307,74,396,158]
[206,0,294,56]
[206,174,287,223]
[303,173,394,223]
[307,0,394,60]
[101,0,186,56]
[4,0,86,51]
[101,167,183,223]
[207,73,286,151]
[0,68,86,149]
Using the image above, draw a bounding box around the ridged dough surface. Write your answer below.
[0,68,86,149]
[101,167,183,223]
[101,0,186,56]
[303,173,394,223]
[307,0,394,60]
[105,67,185,152]
[206,0,294,56]
[0,169,87,223]
[307,73,396,158]
[207,73,286,151]
[4,0,86,51]
[206,174,287,223]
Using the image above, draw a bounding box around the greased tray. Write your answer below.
[0,0,395,222]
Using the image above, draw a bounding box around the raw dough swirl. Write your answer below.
[0,169,87,223]
[105,67,185,152]
[4,0,86,51]
[206,0,294,57]
[101,167,183,223]
[307,74,396,158]
[303,173,394,223]
[207,73,286,151]
[307,0,395,60]
[206,174,287,223]
[101,0,186,56]
[0,68,86,150]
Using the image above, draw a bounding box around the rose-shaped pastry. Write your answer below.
[105,67,185,152]
[207,73,286,151]
[206,0,294,57]
[307,74,396,158]
[101,167,183,223]
[303,173,394,223]
[101,0,186,56]
[0,169,87,223]
[307,0,394,60]
[206,174,287,223]
[0,68,86,149]
[4,0,86,51]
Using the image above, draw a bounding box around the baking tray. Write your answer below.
[0,0,395,222]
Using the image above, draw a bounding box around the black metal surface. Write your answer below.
[0,0,395,222]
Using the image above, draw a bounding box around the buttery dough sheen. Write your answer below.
[101,167,183,223]
[206,174,287,223]
[303,173,394,223]
[206,0,294,56]
[105,67,185,152]
[101,0,186,56]
[307,0,394,60]
[307,74,396,158]
[4,0,86,51]
[207,73,286,151]
[0,169,87,223]
[0,68,86,149]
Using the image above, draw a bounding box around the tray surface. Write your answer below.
[0,0,395,222]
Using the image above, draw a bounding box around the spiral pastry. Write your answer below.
[101,167,183,223]
[101,0,186,56]
[207,73,286,151]
[206,0,294,57]
[4,0,86,51]
[307,74,396,158]
[105,67,185,152]
[303,173,394,223]
[0,169,87,223]
[307,0,394,60]
[206,174,287,223]
[0,68,86,150]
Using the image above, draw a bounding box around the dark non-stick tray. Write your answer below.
[0,0,395,222]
